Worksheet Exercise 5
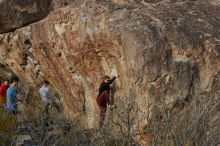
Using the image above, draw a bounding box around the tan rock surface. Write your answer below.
[0,0,220,128]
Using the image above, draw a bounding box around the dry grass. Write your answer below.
[145,96,220,146]
[1,91,220,146]
[0,109,17,145]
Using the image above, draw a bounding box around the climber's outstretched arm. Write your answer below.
[106,76,117,86]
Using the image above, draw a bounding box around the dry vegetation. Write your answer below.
[146,96,220,146]
[0,109,17,146]
[0,93,220,146]
[53,94,220,146]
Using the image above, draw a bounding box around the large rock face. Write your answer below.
[0,0,220,128]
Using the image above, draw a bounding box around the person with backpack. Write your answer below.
[96,75,118,129]
[6,76,21,115]
[0,80,9,107]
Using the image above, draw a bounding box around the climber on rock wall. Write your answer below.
[96,75,118,129]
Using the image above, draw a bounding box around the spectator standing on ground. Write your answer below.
[6,76,21,115]
[0,80,9,107]
[39,80,51,114]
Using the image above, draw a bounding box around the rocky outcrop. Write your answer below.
[0,0,220,128]
[0,0,75,34]
[0,0,52,34]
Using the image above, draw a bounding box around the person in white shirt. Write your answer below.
[39,80,51,114]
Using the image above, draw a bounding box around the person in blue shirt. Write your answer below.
[6,76,20,115]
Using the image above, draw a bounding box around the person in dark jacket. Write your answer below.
[96,75,118,129]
